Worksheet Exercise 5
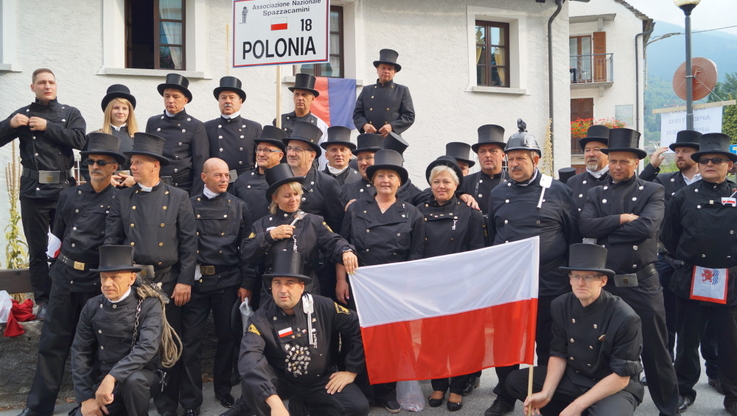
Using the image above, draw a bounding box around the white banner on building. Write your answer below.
[659,106,723,148]
[232,0,329,67]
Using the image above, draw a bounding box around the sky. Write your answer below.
[623,0,737,36]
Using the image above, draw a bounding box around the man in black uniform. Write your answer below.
[661,133,737,415]
[239,250,369,416]
[566,125,610,211]
[458,124,508,216]
[321,126,361,186]
[353,49,414,137]
[274,73,328,142]
[485,129,580,416]
[579,128,680,416]
[146,73,209,195]
[340,133,383,207]
[70,245,167,416]
[204,76,263,188]
[445,142,475,177]
[16,133,121,416]
[283,121,344,232]
[180,158,252,412]
[104,132,197,416]
[506,244,644,416]
[0,68,86,319]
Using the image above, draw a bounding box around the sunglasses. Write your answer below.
[83,158,114,166]
[698,157,730,165]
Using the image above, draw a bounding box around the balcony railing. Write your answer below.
[569,53,613,84]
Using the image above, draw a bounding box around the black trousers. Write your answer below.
[431,374,471,396]
[243,365,369,416]
[493,294,555,404]
[153,269,184,413]
[73,370,157,416]
[25,264,97,414]
[674,296,737,408]
[606,270,680,416]
[20,197,57,304]
[506,366,638,416]
[179,285,239,409]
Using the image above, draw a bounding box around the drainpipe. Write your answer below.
[635,28,653,134]
[548,0,563,164]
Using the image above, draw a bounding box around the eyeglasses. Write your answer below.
[256,147,282,154]
[568,273,603,282]
[286,146,311,153]
[83,158,114,166]
[698,157,730,165]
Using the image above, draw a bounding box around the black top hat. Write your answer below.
[213,76,246,101]
[426,155,464,187]
[101,84,136,111]
[157,73,193,102]
[320,126,355,151]
[255,125,288,152]
[124,132,171,166]
[262,250,312,285]
[558,167,577,185]
[366,149,408,185]
[354,133,383,155]
[265,163,305,203]
[560,244,615,278]
[81,132,126,165]
[445,142,475,168]
[289,73,320,97]
[383,132,409,155]
[91,245,142,273]
[600,128,645,159]
[669,130,702,151]
[283,121,324,156]
[471,124,506,153]
[691,133,737,162]
[578,125,610,149]
[373,48,402,72]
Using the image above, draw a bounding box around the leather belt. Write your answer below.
[138,264,173,280]
[161,170,191,186]
[199,264,236,276]
[540,257,566,275]
[58,253,95,271]
[635,263,657,279]
[22,167,72,184]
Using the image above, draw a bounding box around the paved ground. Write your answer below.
[0,363,729,416]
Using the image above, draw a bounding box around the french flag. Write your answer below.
[312,77,357,128]
[351,237,539,384]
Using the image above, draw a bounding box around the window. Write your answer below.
[569,36,591,83]
[126,0,186,70]
[299,6,343,78]
[475,21,509,87]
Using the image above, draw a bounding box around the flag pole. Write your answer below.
[527,365,534,414]
[275,65,282,128]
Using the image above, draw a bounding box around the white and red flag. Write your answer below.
[351,237,539,384]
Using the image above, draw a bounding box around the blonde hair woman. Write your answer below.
[100,84,138,186]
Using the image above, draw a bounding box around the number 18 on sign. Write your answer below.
[233,0,329,67]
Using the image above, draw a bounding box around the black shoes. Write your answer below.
[183,407,200,416]
[428,394,444,407]
[678,395,694,412]
[727,402,737,416]
[462,375,480,396]
[218,396,254,416]
[379,399,401,414]
[216,393,236,408]
[709,377,725,395]
[35,304,47,321]
[16,408,51,416]
[484,398,515,416]
[160,412,178,416]
[446,400,463,412]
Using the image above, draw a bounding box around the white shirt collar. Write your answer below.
[221,112,241,120]
[203,187,220,199]
[110,123,127,131]
[138,181,160,192]
[109,287,132,304]
[683,172,701,185]
[586,165,609,179]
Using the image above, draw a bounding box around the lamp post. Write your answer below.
[674,0,701,130]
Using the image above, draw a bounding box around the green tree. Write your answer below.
[708,72,737,143]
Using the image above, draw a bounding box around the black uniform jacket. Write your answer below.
[301,168,345,233]
[105,182,197,288]
[661,179,737,304]
[146,109,209,195]
[242,210,353,291]
[566,170,610,211]
[579,175,664,275]
[637,163,659,182]
[80,126,134,180]
[191,191,252,292]
[550,290,644,402]
[241,295,364,401]
[341,197,425,266]
[71,291,162,402]
[340,177,426,208]
[488,172,580,296]
[204,115,262,174]
[653,171,693,204]
[323,166,362,186]
[418,196,486,258]
[274,111,322,136]
[353,79,415,134]
[0,98,86,199]
[460,170,508,215]
[52,183,118,291]
[233,169,271,221]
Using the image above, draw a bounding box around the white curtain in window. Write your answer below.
[159,0,183,69]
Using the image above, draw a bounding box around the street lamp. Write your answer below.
[674,0,701,130]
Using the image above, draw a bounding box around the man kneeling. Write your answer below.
[506,244,644,415]
[71,246,180,416]
[239,250,369,416]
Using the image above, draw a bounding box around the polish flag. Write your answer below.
[270,17,288,31]
[351,237,539,384]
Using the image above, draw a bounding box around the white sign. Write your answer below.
[659,106,723,148]
[233,0,329,67]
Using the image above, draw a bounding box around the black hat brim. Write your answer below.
[454,157,475,168]
[559,266,615,279]
[123,151,171,166]
[471,142,505,153]
[373,61,402,72]
[578,137,608,149]
[80,150,127,165]
[691,150,737,163]
[157,84,193,102]
[262,272,312,286]
[288,87,320,97]
[90,264,142,273]
[265,176,306,203]
[320,141,356,151]
[254,138,287,152]
[669,142,700,151]
[284,138,322,157]
[600,147,647,159]
[366,164,408,185]
[425,158,464,187]
[101,92,137,112]
[353,146,382,155]
[213,87,246,101]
